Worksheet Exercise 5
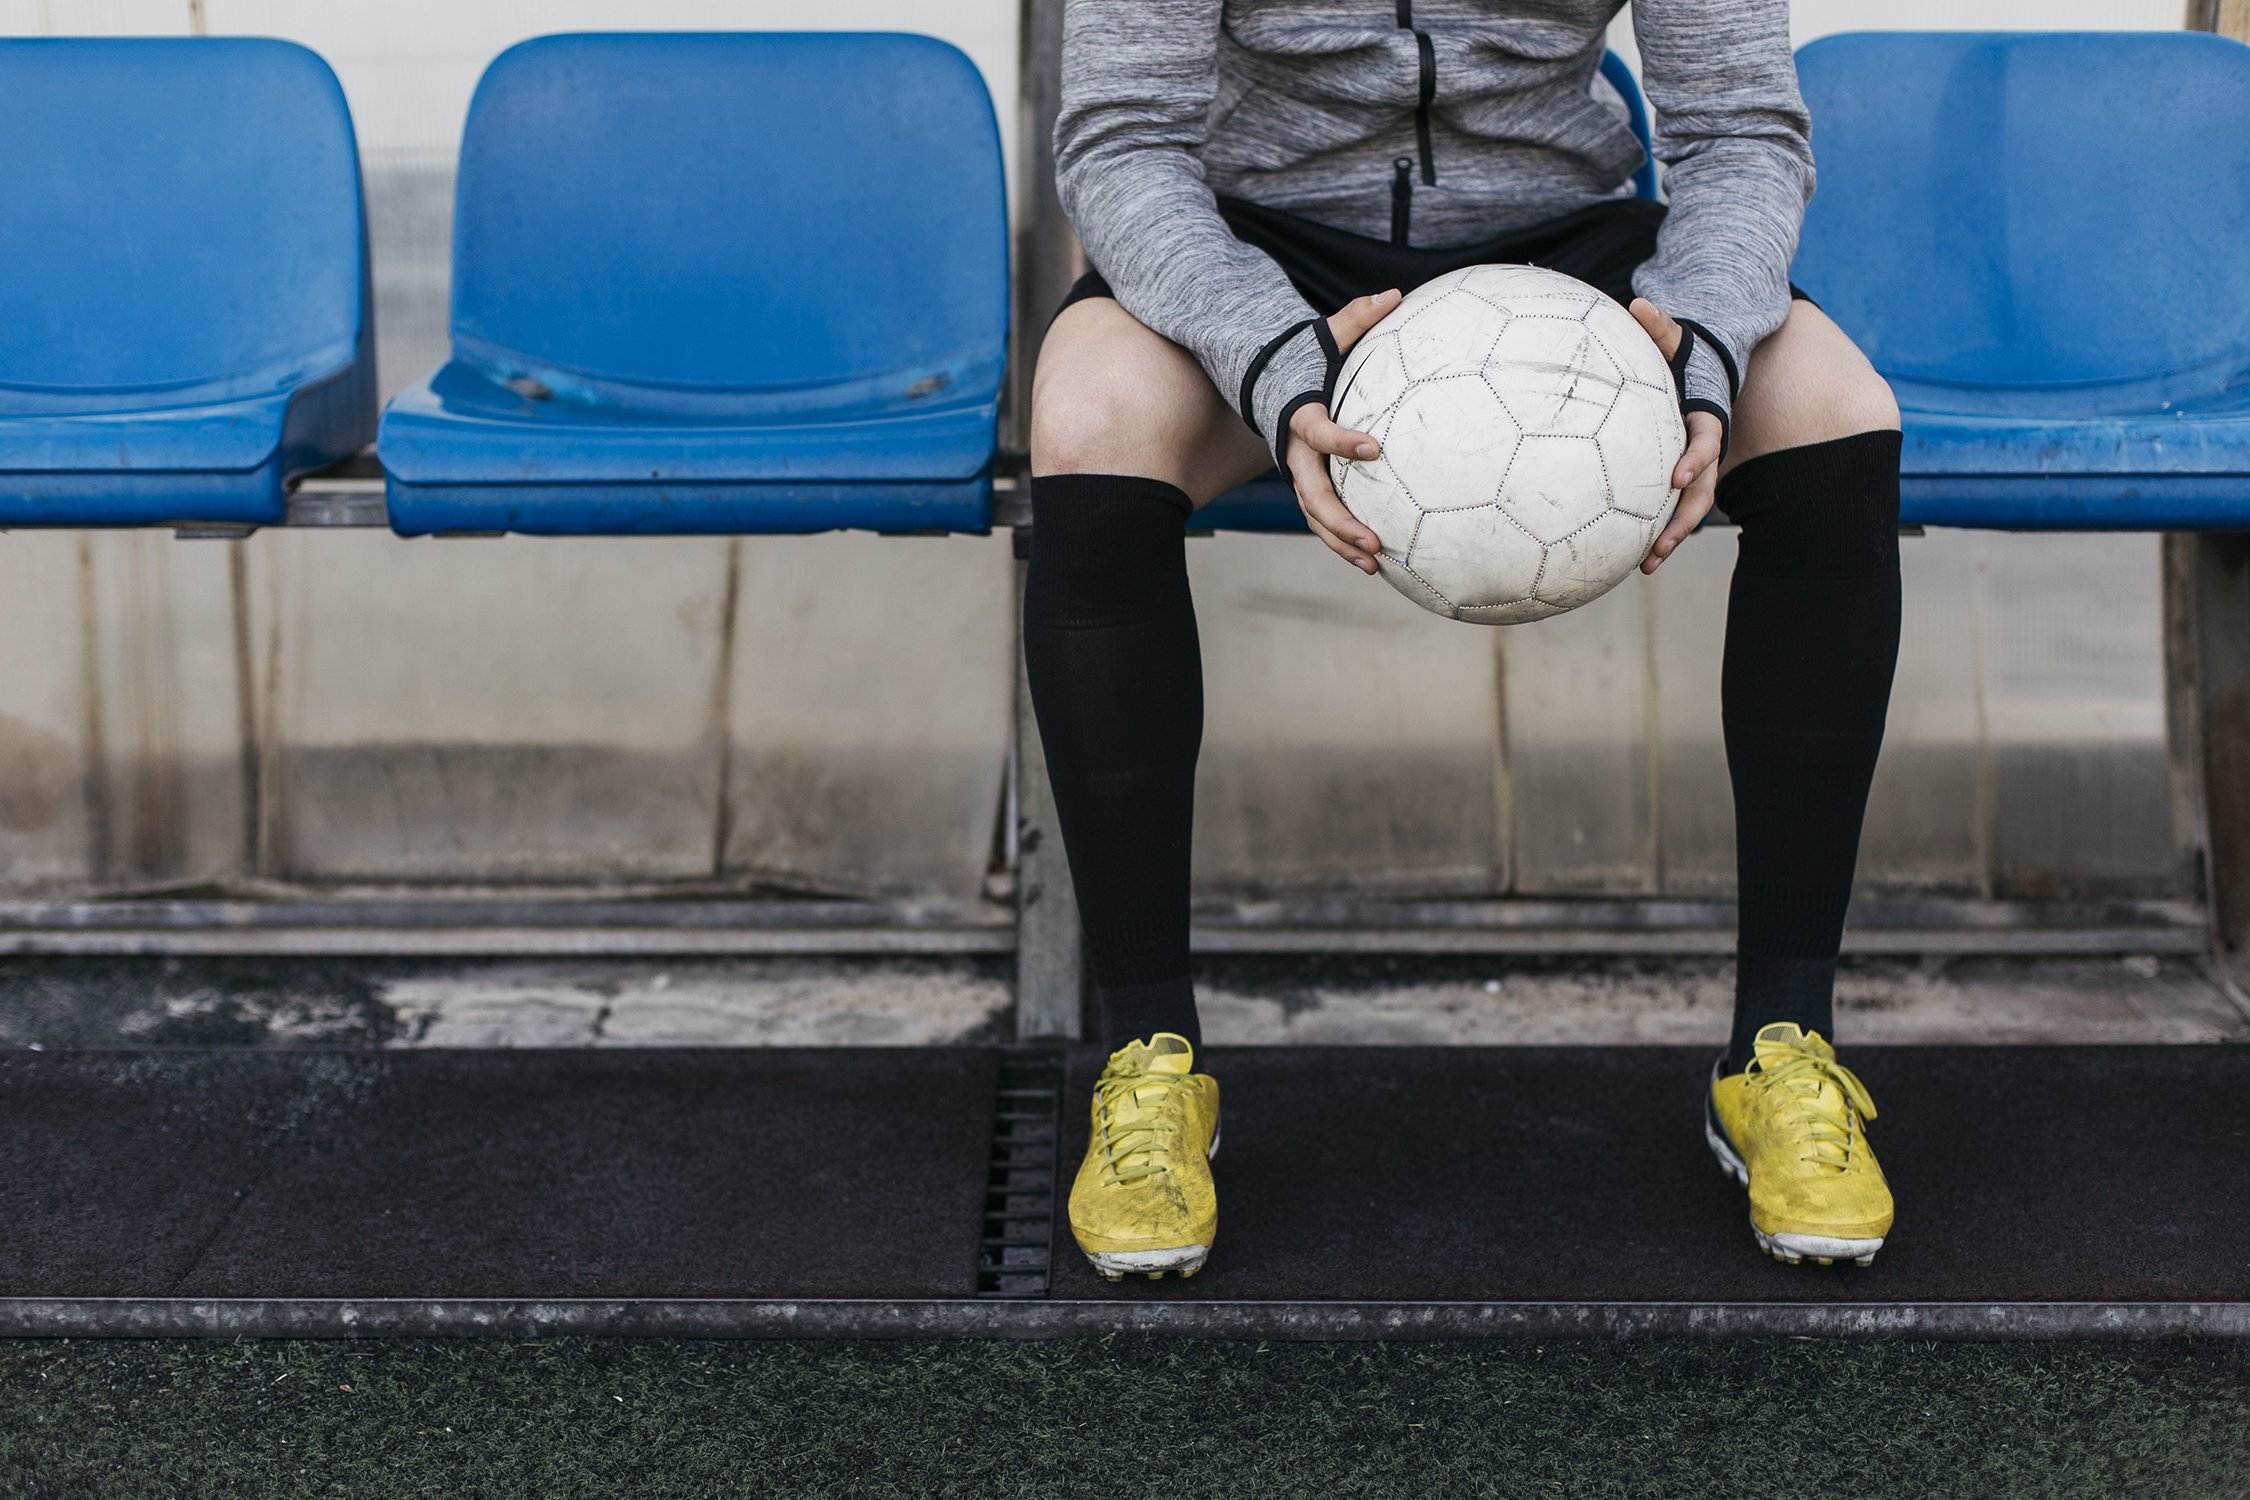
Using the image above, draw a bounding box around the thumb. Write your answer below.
[1327,288,1403,355]
[1628,297,1683,362]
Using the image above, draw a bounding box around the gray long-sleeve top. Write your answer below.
[1052,0,1814,462]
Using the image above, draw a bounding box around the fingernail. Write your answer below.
[1358,442,1377,459]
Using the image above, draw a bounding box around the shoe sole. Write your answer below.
[1081,1120,1221,1283]
[1704,1096,1883,1269]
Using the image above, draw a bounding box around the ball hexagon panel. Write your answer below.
[1455,264,1585,304]
[1408,265,1481,301]
[1332,404,1425,551]
[1376,551,1454,615]
[1582,298,1676,382]
[1482,316,1624,439]
[1395,290,1512,381]
[1497,433,1611,545]
[1332,329,1407,429]
[1492,289,1602,324]
[1380,376,1520,513]
[1337,459,1427,557]
[1405,501,1547,610]
[1534,506,1654,609]
[1593,383,1686,523]
[1457,597,1565,626]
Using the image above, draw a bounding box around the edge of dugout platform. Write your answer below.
[0,1297,2242,1341]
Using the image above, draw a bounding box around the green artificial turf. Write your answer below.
[0,1337,2241,1499]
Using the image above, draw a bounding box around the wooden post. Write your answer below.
[1010,0,1088,1040]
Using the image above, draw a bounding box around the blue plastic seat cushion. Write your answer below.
[380,363,995,488]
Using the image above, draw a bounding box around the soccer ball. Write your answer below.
[1328,264,1685,625]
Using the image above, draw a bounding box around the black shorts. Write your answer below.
[1055,194,1814,329]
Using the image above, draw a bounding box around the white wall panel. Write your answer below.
[0,538,97,891]
[1859,535,1989,894]
[1190,535,1504,895]
[1648,529,1735,895]
[724,534,1014,900]
[3,0,191,34]
[252,533,732,883]
[1503,576,1658,893]
[84,536,252,888]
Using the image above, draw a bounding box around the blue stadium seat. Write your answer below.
[1200,48,1660,533]
[0,39,375,527]
[1795,31,2250,530]
[380,33,1008,537]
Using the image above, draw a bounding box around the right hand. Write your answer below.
[1286,288,1402,574]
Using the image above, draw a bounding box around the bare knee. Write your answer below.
[1725,302,1900,473]
[1029,300,1266,495]
[1031,369,1155,477]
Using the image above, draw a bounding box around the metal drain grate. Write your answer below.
[977,1050,1063,1298]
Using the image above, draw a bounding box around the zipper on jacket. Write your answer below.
[1390,156,1414,245]
[1396,0,1436,188]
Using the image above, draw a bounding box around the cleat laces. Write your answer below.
[1092,1061,1189,1187]
[1747,1032,1877,1174]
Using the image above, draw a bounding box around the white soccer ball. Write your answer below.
[1327,264,1685,625]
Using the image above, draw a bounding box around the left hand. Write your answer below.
[1627,297,1725,575]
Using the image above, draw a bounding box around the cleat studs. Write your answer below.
[1179,1264,1200,1279]
[1099,1270,1123,1283]
[1815,1256,1834,1267]
[1147,1271,1166,1281]
[1854,1253,1877,1268]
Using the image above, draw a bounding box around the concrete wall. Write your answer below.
[0,1,2198,902]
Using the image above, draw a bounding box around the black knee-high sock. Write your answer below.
[1022,474,1203,1053]
[1718,430,1903,1072]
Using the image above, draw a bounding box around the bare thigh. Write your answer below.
[1721,300,1902,479]
[1030,295,1275,508]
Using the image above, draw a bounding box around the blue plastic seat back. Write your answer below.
[1794,32,2250,417]
[0,38,370,418]
[448,32,1007,420]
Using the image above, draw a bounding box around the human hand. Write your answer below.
[1285,288,1404,573]
[1627,296,1726,575]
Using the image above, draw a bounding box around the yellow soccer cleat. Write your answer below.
[1706,1022,1893,1267]
[1068,1033,1220,1282]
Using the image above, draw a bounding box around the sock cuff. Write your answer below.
[1100,976,1201,1053]
[1031,472,1193,520]
[1025,473,1194,627]
[1718,429,1902,579]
